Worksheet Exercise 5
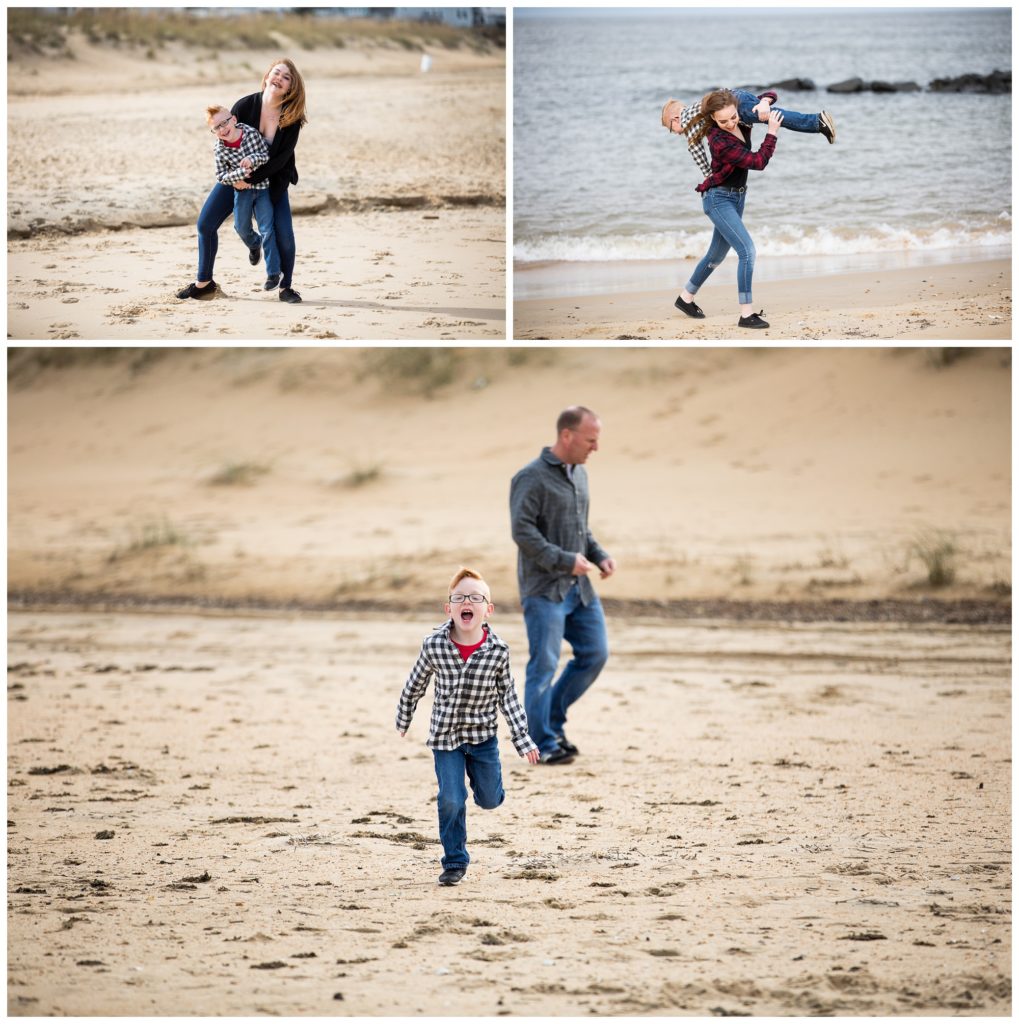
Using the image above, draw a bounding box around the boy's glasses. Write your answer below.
[449,593,488,604]
[210,116,235,134]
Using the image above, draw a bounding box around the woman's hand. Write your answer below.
[233,180,251,190]
[767,110,784,135]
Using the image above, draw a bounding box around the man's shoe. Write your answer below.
[540,748,576,766]
[557,735,579,757]
[248,244,261,266]
[176,280,217,300]
[738,311,770,329]
[819,110,836,145]
[674,294,705,319]
[279,287,302,303]
[438,866,466,886]
[264,273,281,291]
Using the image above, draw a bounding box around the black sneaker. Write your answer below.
[557,734,579,757]
[674,294,705,319]
[264,273,281,291]
[738,311,770,329]
[540,748,576,766]
[279,287,302,303]
[438,866,466,886]
[176,280,217,300]
[819,110,836,145]
[248,244,261,266]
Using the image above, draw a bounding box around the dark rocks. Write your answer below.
[827,77,866,94]
[929,69,1011,94]
[769,77,816,91]
[870,80,922,93]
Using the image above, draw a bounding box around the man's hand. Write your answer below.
[598,557,617,579]
[524,748,540,765]
[572,553,594,576]
[752,99,772,122]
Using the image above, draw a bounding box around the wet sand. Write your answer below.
[7,608,1011,1016]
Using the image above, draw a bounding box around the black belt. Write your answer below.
[712,185,747,193]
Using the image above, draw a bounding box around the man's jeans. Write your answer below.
[432,736,504,869]
[233,188,280,277]
[733,88,820,133]
[522,583,609,755]
[685,187,755,305]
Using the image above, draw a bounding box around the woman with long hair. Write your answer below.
[178,57,308,304]
[674,88,782,329]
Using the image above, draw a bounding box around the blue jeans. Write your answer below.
[432,736,504,869]
[522,584,609,755]
[233,188,280,277]
[196,183,297,288]
[686,187,755,305]
[733,88,820,133]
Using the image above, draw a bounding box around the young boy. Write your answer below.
[206,104,281,289]
[397,567,540,886]
[662,88,836,178]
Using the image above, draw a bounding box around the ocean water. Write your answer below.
[513,7,1012,282]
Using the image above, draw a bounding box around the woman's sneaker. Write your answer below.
[819,111,836,144]
[738,311,770,329]
[176,280,217,300]
[264,273,281,291]
[674,294,705,319]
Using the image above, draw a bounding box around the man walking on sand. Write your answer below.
[510,406,616,765]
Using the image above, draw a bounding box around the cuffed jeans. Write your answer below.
[733,88,820,133]
[686,187,755,305]
[433,735,505,869]
[233,188,280,278]
[523,583,609,755]
[196,182,296,288]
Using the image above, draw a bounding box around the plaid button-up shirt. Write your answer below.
[214,123,270,190]
[396,623,537,756]
[679,90,778,181]
[695,122,777,193]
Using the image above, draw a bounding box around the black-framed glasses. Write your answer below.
[449,593,488,604]
[210,115,235,134]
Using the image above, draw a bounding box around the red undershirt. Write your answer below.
[223,134,243,149]
[452,628,487,661]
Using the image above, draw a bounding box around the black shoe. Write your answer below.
[557,735,579,757]
[176,280,217,300]
[674,294,705,319]
[540,748,576,766]
[438,866,466,886]
[819,110,836,145]
[738,311,770,329]
[248,244,261,266]
[264,273,281,291]
[279,287,302,303]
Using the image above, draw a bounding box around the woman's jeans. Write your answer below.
[432,735,505,869]
[733,88,819,133]
[522,584,609,755]
[686,187,755,305]
[233,188,280,278]
[196,182,296,288]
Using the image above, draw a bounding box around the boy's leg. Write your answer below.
[232,190,260,249]
[433,747,469,870]
[252,190,280,277]
[464,736,505,811]
[735,89,821,134]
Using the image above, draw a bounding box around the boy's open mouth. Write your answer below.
[459,608,474,623]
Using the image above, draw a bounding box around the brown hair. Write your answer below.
[449,567,490,601]
[205,104,230,125]
[262,57,308,129]
[556,405,597,435]
[687,89,739,147]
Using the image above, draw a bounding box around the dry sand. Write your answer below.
[514,259,1012,341]
[7,38,505,340]
[7,607,1011,1015]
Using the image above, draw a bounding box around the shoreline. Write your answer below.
[513,257,1012,341]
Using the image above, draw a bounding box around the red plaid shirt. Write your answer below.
[695,123,777,193]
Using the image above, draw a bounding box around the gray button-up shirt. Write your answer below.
[509,447,610,605]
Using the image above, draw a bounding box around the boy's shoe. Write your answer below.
[438,866,466,886]
[176,280,217,300]
[819,110,836,144]
[557,734,580,757]
[248,243,261,266]
[738,311,770,329]
[264,273,281,291]
[540,748,576,766]
[674,295,705,319]
[279,287,303,303]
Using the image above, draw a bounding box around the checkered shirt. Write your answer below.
[678,90,778,181]
[214,123,270,190]
[396,623,538,756]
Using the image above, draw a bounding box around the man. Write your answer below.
[509,406,616,765]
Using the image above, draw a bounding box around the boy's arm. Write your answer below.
[395,645,433,734]
[214,145,248,186]
[494,654,540,761]
[751,90,778,121]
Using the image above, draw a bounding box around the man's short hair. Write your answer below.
[449,566,490,600]
[556,405,597,435]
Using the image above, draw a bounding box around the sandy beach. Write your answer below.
[514,259,1012,341]
[7,31,505,341]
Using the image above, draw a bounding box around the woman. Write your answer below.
[178,58,308,304]
[674,89,782,329]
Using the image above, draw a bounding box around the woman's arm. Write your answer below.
[244,124,301,185]
[709,129,777,172]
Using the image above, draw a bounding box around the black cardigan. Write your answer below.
[231,92,301,206]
